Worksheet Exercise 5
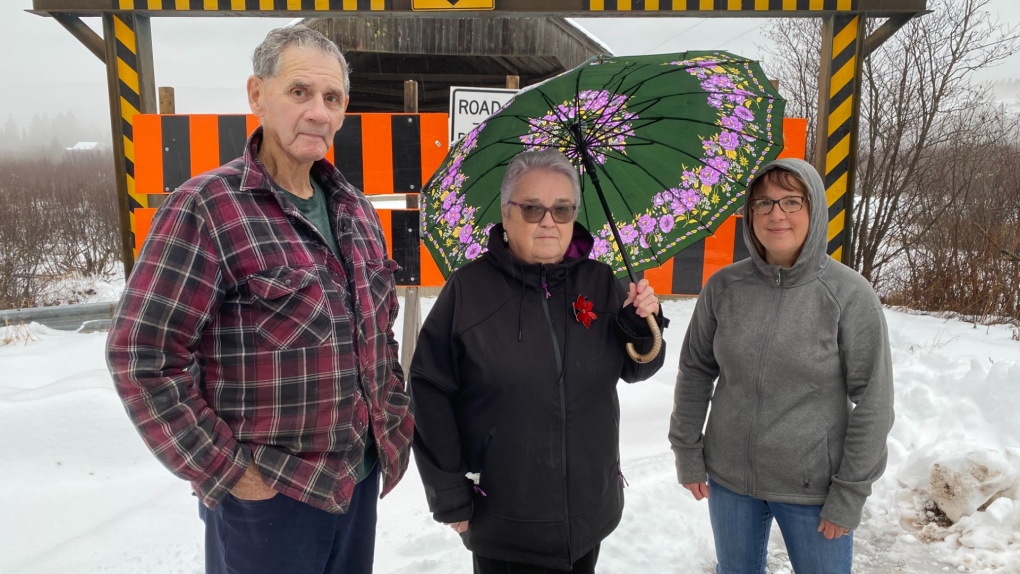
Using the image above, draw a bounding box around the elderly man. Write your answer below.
[106,26,413,574]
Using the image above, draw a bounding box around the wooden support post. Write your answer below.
[158,87,175,114]
[506,75,520,89]
[404,80,418,113]
[400,287,422,377]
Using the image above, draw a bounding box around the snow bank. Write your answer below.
[1,300,1018,573]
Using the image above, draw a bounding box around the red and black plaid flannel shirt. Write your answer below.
[107,128,413,513]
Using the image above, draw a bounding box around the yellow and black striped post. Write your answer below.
[815,13,865,265]
[103,12,156,276]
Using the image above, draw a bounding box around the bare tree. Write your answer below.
[761,0,1020,291]
[852,0,1020,286]
[0,151,119,309]
[0,171,53,308]
[887,104,1020,321]
[47,151,120,278]
[760,18,822,165]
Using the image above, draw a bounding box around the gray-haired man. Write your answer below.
[107,25,413,574]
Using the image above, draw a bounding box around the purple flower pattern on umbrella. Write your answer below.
[521,90,637,167]
[721,116,743,131]
[680,189,702,210]
[425,121,494,269]
[734,106,755,122]
[699,167,721,187]
[620,225,638,244]
[587,54,777,270]
[718,131,740,151]
[638,214,656,234]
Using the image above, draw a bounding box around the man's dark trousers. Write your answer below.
[200,464,380,574]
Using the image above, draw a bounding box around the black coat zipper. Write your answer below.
[540,267,572,560]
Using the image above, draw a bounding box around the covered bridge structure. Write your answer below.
[304,15,610,111]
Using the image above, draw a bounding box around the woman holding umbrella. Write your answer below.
[669,158,894,573]
[409,149,667,573]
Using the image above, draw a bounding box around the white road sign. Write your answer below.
[449,87,518,145]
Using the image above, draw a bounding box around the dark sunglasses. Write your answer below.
[505,200,578,224]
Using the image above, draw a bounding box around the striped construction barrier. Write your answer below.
[131,113,449,286]
[132,114,807,294]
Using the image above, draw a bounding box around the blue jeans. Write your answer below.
[199,464,380,574]
[707,477,852,574]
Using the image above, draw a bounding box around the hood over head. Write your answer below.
[741,157,830,285]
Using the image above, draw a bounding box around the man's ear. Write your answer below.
[247,75,263,117]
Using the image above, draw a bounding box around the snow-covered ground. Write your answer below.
[1,298,1018,574]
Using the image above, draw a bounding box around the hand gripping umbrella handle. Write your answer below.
[569,122,662,364]
[626,314,662,364]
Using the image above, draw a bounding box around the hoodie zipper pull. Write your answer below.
[541,269,551,299]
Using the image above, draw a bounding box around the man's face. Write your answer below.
[247,46,349,169]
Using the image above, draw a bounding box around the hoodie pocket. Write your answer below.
[758,435,832,498]
[248,266,332,349]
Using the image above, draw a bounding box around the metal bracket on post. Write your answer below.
[863,13,917,59]
[814,13,866,267]
[53,13,106,62]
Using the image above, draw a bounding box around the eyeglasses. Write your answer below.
[747,196,807,216]
[505,200,578,224]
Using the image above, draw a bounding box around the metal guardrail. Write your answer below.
[0,290,439,336]
[0,302,116,332]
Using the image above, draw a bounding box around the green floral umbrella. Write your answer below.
[421,51,784,282]
[422,51,784,283]
[423,51,784,361]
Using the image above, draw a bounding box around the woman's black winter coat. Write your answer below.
[409,223,667,570]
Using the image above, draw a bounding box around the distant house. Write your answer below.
[66,142,104,152]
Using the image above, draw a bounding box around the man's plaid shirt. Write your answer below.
[107,128,413,513]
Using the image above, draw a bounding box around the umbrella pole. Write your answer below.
[572,126,662,364]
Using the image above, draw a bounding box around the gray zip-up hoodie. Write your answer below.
[668,158,894,529]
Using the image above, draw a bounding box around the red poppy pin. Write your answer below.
[573,294,597,329]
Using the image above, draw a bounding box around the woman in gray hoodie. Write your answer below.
[669,158,894,573]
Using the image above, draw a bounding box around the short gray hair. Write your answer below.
[500,150,582,207]
[252,25,350,95]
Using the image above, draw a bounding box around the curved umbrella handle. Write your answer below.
[626,314,662,364]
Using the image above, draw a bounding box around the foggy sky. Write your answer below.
[3,0,1020,141]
